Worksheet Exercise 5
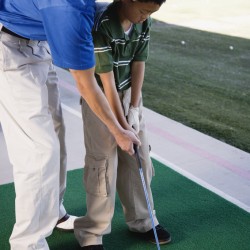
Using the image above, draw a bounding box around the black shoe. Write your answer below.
[144,225,171,245]
[82,245,104,250]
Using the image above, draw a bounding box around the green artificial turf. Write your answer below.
[143,21,250,153]
[1,160,250,250]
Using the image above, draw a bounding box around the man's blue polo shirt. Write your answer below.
[0,0,96,70]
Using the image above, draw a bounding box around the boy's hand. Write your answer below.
[127,106,140,133]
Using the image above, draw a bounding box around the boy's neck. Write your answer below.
[117,6,133,32]
[122,20,133,33]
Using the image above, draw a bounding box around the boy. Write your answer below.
[74,0,171,249]
[0,1,139,249]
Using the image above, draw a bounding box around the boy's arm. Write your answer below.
[124,61,145,133]
[70,67,140,154]
[130,61,145,107]
[99,71,135,133]
[131,20,151,107]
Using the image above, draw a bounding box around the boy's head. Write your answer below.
[135,0,166,5]
[115,0,165,24]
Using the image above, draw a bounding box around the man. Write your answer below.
[74,0,171,249]
[0,1,139,249]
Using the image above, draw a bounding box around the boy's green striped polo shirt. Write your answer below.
[93,2,151,91]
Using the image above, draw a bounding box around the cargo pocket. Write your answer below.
[84,154,109,197]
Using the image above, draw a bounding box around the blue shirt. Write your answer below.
[0,0,96,70]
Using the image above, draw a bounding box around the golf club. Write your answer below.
[133,144,160,250]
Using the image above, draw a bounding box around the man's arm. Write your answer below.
[70,67,140,154]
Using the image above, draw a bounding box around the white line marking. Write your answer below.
[61,102,250,213]
[150,152,250,213]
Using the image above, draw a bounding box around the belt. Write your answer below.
[1,26,29,40]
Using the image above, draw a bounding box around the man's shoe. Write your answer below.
[144,224,171,245]
[55,214,77,232]
[82,245,104,250]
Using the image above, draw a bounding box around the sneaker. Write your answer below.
[82,245,105,250]
[144,224,171,245]
[55,214,77,231]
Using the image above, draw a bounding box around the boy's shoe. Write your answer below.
[82,245,104,250]
[143,225,171,245]
[55,214,77,231]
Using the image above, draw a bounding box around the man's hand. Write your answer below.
[115,129,141,155]
[127,106,140,133]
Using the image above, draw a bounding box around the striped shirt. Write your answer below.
[93,2,151,91]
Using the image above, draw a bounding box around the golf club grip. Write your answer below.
[133,143,138,153]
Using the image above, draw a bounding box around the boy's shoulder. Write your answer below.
[95,2,109,17]
[93,2,115,32]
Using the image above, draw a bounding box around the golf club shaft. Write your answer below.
[134,145,160,250]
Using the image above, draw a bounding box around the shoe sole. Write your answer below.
[149,237,172,245]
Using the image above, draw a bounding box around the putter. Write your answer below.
[134,144,161,250]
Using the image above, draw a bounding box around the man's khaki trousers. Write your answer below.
[0,31,67,250]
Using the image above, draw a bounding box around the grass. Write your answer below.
[143,21,250,153]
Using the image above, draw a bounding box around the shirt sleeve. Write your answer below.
[93,28,114,74]
[133,19,152,62]
[40,4,96,70]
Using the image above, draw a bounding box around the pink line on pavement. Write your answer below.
[147,123,250,180]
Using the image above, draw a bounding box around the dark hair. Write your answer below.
[137,0,166,5]
[114,0,166,6]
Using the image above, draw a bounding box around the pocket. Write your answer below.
[1,39,51,71]
[84,154,109,197]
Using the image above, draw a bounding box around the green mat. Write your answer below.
[1,159,250,250]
